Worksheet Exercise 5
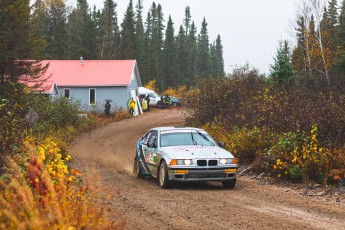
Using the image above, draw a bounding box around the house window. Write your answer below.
[89,88,96,105]
[64,88,70,98]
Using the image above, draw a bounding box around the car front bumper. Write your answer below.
[168,167,237,181]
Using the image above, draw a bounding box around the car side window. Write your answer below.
[141,131,152,144]
[147,131,158,148]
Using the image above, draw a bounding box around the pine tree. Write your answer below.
[66,0,97,59]
[208,42,217,76]
[186,21,197,86]
[336,0,345,75]
[292,16,309,72]
[45,0,68,59]
[183,7,197,86]
[322,0,339,64]
[175,25,188,86]
[98,0,118,59]
[134,0,145,71]
[197,17,210,77]
[269,41,295,85]
[91,5,101,59]
[327,0,338,29]
[0,0,47,84]
[141,11,154,84]
[31,0,48,59]
[120,0,136,59]
[184,6,191,36]
[215,35,225,76]
[151,3,165,90]
[338,0,345,48]
[161,16,176,88]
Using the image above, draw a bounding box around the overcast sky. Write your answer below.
[66,0,298,74]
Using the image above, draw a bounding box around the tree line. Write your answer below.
[269,0,345,90]
[0,0,224,91]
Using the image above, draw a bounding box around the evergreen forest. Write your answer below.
[0,0,225,91]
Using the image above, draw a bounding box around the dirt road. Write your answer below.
[71,108,345,230]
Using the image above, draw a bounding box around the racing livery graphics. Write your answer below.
[133,127,238,189]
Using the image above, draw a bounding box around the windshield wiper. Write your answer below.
[196,130,215,146]
[191,131,197,145]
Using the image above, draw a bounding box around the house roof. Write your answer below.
[41,60,139,87]
[22,80,57,95]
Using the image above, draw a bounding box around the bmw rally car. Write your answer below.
[133,127,238,188]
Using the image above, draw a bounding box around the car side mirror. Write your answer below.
[218,142,225,148]
[148,142,156,148]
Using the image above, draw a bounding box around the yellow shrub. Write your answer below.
[0,138,125,229]
[144,79,157,92]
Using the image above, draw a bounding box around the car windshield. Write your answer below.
[160,131,217,147]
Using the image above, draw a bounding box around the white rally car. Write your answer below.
[133,127,238,188]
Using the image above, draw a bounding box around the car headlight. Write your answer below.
[219,158,235,165]
[177,159,193,165]
[171,159,193,165]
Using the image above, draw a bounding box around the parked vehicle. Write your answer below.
[138,87,161,106]
[133,127,238,188]
[169,96,182,106]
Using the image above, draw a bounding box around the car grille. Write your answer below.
[197,159,218,166]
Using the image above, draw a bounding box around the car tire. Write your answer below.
[133,158,145,179]
[159,161,170,188]
[222,179,236,188]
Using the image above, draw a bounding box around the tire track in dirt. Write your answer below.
[71,108,345,230]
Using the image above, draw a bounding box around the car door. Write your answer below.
[143,130,159,177]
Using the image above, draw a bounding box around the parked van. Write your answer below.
[138,87,161,106]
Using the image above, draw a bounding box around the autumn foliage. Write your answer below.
[0,137,125,229]
[0,82,128,229]
[187,67,345,184]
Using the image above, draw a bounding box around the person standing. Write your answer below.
[142,97,148,111]
[128,97,136,116]
[163,94,171,105]
[146,94,150,111]
[104,101,111,116]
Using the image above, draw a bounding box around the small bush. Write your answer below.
[0,137,125,229]
[288,166,305,182]
[253,125,345,184]
[203,123,270,164]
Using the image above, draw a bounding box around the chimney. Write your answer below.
[80,56,83,64]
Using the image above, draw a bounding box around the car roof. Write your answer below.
[152,127,204,132]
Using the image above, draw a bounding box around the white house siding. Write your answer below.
[58,86,130,112]
[54,60,142,113]
[129,69,141,94]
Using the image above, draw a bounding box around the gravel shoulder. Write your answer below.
[71,108,345,230]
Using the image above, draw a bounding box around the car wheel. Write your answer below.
[222,179,236,188]
[133,158,145,179]
[159,161,170,188]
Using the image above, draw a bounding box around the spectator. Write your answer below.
[146,94,150,111]
[128,97,136,116]
[104,101,111,116]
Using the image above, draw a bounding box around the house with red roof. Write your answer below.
[25,80,59,97]
[40,59,142,112]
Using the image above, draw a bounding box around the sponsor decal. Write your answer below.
[148,151,157,163]
[173,146,218,152]
[174,170,188,174]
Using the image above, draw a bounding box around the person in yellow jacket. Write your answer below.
[142,97,148,111]
[128,97,136,116]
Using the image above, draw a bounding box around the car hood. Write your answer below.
[161,145,234,159]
